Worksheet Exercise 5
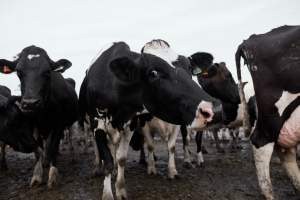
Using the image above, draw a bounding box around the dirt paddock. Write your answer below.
[0,134,299,200]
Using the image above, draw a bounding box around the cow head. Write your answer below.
[0,45,71,113]
[189,52,240,105]
[109,40,222,129]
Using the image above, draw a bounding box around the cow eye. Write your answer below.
[148,70,159,80]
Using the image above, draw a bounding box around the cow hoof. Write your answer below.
[168,174,180,180]
[147,168,157,175]
[116,188,127,200]
[183,162,192,169]
[47,166,58,189]
[102,192,114,200]
[30,175,43,187]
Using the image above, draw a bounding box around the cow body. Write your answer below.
[79,41,221,200]
[0,46,78,188]
[236,25,300,199]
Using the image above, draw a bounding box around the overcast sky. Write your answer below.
[0,0,299,95]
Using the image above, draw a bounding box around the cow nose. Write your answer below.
[21,98,40,110]
[199,107,214,122]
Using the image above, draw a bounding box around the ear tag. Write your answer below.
[3,66,12,73]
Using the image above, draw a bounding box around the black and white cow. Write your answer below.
[0,46,78,188]
[0,85,13,170]
[79,41,222,200]
[183,55,247,166]
[0,92,41,170]
[236,25,300,200]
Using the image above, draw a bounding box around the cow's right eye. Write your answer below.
[148,70,159,81]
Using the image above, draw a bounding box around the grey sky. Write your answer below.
[0,0,299,95]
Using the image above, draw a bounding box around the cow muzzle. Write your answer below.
[189,101,214,130]
[20,98,41,112]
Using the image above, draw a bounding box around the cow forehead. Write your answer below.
[142,40,178,69]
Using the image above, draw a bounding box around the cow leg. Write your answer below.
[94,128,114,200]
[30,147,44,187]
[68,123,77,162]
[115,129,133,200]
[196,131,204,167]
[0,143,7,171]
[181,125,192,168]
[92,136,103,176]
[143,124,156,175]
[167,126,179,179]
[253,142,275,200]
[47,130,62,189]
[277,147,300,193]
[230,129,239,152]
[139,145,147,166]
[213,130,224,153]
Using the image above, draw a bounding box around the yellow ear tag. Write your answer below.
[3,66,12,73]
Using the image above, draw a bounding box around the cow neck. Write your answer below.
[109,82,144,130]
[222,101,239,125]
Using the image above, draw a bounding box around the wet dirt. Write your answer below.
[0,135,299,200]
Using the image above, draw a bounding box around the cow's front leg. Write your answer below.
[277,147,300,194]
[253,142,274,200]
[30,147,44,187]
[47,130,62,189]
[181,126,192,168]
[143,124,156,175]
[167,126,179,179]
[196,131,204,167]
[115,128,133,200]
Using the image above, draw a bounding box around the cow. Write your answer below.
[235,25,300,200]
[0,92,41,170]
[0,45,78,189]
[79,41,222,200]
[182,54,247,167]
[0,85,13,170]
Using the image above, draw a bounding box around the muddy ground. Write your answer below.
[0,134,299,200]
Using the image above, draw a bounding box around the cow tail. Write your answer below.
[235,44,251,137]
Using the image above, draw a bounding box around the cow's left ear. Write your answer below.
[52,59,72,73]
[110,56,141,83]
[0,59,17,74]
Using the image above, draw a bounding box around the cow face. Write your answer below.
[0,46,71,113]
[190,53,240,105]
[109,41,222,128]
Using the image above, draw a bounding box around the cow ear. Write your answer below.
[0,59,17,74]
[110,57,140,83]
[52,59,72,73]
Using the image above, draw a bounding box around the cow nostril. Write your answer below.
[200,109,211,119]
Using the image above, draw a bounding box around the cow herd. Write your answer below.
[0,25,299,200]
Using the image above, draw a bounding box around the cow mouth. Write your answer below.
[15,101,36,113]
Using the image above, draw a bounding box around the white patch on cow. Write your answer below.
[252,142,274,200]
[142,40,178,68]
[275,91,300,116]
[87,42,114,74]
[102,174,114,200]
[197,151,204,166]
[27,54,40,60]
